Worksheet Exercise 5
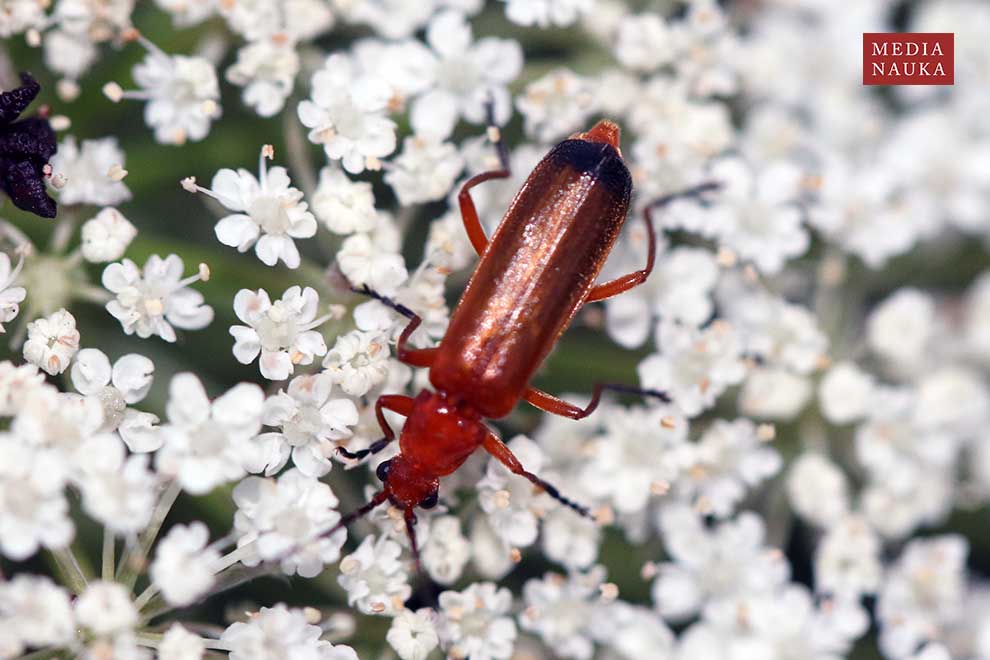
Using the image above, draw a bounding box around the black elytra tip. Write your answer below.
[0,73,58,218]
[548,138,632,202]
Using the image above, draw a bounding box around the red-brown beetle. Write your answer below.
[333,117,716,565]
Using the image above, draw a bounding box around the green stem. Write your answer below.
[102,528,115,581]
[119,480,182,589]
[49,547,88,595]
[283,105,318,199]
[140,561,278,623]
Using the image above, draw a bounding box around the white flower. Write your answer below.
[70,349,160,451]
[156,373,265,495]
[605,247,719,349]
[786,453,849,529]
[338,534,412,615]
[189,145,317,268]
[103,254,213,342]
[815,515,883,599]
[322,329,392,397]
[516,68,595,142]
[80,208,138,263]
[230,286,330,381]
[615,13,677,72]
[388,609,440,660]
[519,567,606,660]
[23,308,80,375]
[75,581,138,637]
[336,0,434,39]
[226,38,300,117]
[0,361,46,415]
[698,157,809,274]
[218,0,333,41]
[159,624,206,660]
[877,536,968,658]
[352,37,436,107]
[818,361,875,424]
[627,79,733,190]
[221,604,359,660]
[478,435,553,549]
[337,231,409,297]
[0,0,47,37]
[155,0,215,26]
[738,367,812,420]
[637,320,746,418]
[652,505,788,622]
[12,387,103,458]
[502,0,592,28]
[259,373,359,477]
[127,39,221,144]
[0,252,26,333]
[699,585,868,660]
[722,292,828,375]
[917,367,990,438]
[0,440,72,560]
[410,10,523,140]
[806,154,930,269]
[862,471,954,540]
[385,136,465,206]
[311,167,379,235]
[298,53,397,174]
[867,288,935,370]
[422,515,472,585]
[591,601,675,660]
[0,575,75,656]
[234,469,346,578]
[438,582,518,660]
[541,507,601,570]
[577,406,686,515]
[675,418,781,518]
[75,434,157,535]
[43,29,97,81]
[50,136,132,206]
[855,388,957,497]
[150,522,220,606]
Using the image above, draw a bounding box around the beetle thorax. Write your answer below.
[397,389,487,478]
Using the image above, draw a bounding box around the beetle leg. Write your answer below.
[351,285,438,368]
[482,432,591,518]
[523,383,671,420]
[337,394,414,460]
[457,96,512,256]
[584,181,721,304]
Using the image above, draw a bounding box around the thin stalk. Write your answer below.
[283,104,318,198]
[140,561,279,623]
[119,480,182,589]
[102,528,115,581]
[49,547,88,595]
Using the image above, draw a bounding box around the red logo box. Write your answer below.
[863,33,954,85]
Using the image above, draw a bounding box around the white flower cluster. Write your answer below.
[1,0,989,659]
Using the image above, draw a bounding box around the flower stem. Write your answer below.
[119,480,182,589]
[102,527,115,581]
[49,546,88,595]
[283,103,317,199]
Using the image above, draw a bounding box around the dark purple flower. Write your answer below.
[0,73,57,218]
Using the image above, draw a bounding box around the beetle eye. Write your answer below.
[375,460,391,482]
[419,491,439,509]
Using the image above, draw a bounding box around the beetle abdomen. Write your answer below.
[429,134,632,419]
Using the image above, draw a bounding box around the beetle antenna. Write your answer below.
[266,490,389,569]
[647,180,721,210]
[483,91,511,173]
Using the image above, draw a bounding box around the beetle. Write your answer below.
[328,116,716,567]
